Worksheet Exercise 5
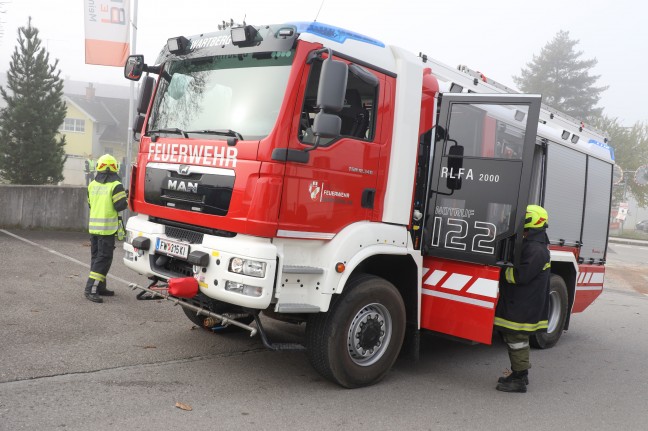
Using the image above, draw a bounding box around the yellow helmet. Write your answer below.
[96,154,118,172]
[525,204,548,229]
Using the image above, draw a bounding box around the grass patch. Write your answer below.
[610,229,648,240]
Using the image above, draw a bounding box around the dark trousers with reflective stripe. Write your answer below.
[503,333,531,372]
[85,234,115,293]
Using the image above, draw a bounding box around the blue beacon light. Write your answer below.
[288,22,385,48]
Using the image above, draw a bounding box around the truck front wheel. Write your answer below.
[306,274,406,388]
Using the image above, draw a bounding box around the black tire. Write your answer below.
[182,300,254,333]
[306,274,406,388]
[531,274,568,349]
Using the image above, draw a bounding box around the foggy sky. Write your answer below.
[0,0,645,125]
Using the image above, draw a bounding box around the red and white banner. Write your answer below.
[84,0,131,67]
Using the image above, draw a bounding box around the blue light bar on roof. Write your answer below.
[289,22,385,48]
[588,139,615,161]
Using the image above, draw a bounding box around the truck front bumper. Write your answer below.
[122,215,277,310]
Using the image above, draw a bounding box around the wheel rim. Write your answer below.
[346,303,392,366]
[547,289,561,333]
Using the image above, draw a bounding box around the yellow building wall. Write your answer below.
[62,103,94,157]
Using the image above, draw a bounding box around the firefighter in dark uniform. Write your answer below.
[84,154,128,303]
[494,205,550,393]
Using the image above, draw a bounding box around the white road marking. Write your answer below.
[1,229,133,286]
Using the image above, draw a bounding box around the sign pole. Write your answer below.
[125,0,138,190]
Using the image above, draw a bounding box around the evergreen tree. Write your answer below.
[0,17,67,184]
[513,30,608,121]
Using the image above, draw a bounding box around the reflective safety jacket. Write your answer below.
[88,172,128,235]
[85,158,96,173]
[494,228,551,334]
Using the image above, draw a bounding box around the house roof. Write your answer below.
[0,76,133,144]
[64,80,130,99]
[66,93,130,143]
[0,77,130,109]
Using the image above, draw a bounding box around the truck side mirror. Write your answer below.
[316,56,348,113]
[133,115,145,141]
[312,112,342,138]
[124,55,145,81]
[305,52,347,150]
[137,76,155,115]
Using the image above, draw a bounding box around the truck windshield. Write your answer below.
[149,51,295,141]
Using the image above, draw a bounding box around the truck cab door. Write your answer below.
[275,54,383,238]
[420,93,541,344]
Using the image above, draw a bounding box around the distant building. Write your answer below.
[59,82,131,185]
[0,75,132,185]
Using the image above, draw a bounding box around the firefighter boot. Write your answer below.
[84,283,103,303]
[498,370,529,385]
[97,283,115,296]
[496,370,528,393]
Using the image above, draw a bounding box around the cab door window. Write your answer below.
[424,95,541,267]
[444,104,527,160]
[299,60,378,145]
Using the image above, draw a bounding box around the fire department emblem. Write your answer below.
[309,181,322,201]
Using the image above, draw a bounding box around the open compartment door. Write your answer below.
[420,93,541,343]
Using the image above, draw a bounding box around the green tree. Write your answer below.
[592,116,648,207]
[0,17,67,184]
[513,30,608,120]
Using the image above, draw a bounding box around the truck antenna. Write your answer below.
[314,0,325,22]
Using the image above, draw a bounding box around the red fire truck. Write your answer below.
[122,22,614,388]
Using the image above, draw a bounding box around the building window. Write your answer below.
[61,118,86,132]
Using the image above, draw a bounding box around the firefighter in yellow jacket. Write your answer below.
[494,205,551,393]
[85,154,128,303]
[84,155,96,186]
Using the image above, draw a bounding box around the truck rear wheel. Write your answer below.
[531,274,568,349]
[306,274,406,388]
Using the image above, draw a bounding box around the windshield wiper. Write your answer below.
[148,128,188,138]
[185,129,244,140]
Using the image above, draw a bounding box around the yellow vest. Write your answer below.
[88,180,121,235]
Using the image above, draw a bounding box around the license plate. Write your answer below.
[155,238,189,259]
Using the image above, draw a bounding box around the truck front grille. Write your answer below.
[165,226,204,244]
[144,163,234,216]
[162,190,204,203]
[150,254,193,278]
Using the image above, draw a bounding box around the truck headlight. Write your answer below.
[229,257,267,278]
[125,230,135,245]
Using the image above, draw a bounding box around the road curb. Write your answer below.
[609,237,648,247]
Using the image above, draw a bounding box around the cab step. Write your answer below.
[282,265,324,274]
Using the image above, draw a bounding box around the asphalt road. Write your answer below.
[1,230,647,430]
[606,239,648,295]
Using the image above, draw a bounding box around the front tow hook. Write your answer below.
[128,282,258,337]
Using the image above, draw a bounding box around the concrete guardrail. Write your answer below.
[0,185,89,231]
